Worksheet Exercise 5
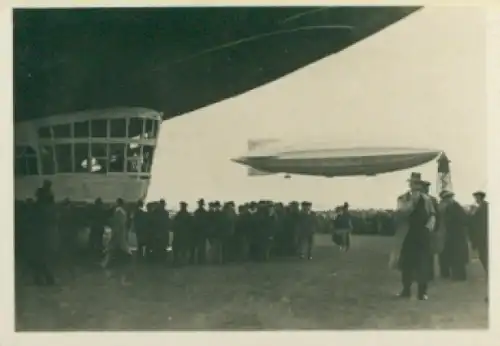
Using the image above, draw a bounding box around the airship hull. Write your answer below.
[234,147,442,178]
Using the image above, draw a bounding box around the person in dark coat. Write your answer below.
[235,205,251,261]
[149,199,170,260]
[88,198,108,257]
[438,190,470,281]
[397,173,436,300]
[220,202,237,263]
[192,198,208,264]
[470,190,488,302]
[333,202,353,251]
[470,193,488,269]
[30,180,56,286]
[298,201,316,260]
[172,202,192,266]
[208,201,224,264]
[470,191,488,274]
[422,181,441,280]
[284,201,301,256]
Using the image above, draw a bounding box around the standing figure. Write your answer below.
[298,201,316,260]
[88,198,108,257]
[470,190,488,302]
[284,201,301,256]
[192,199,208,264]
[421,181,441,280]
[221,202,237,263]
[208,201,224,264]
[438,190,470,281]
[395,173,436,301]
[235,205,251,262]
[172,202,192,266]
[133,200,149,259]
[29,180,56,286]
[102,198,133,285]
[150,199,171,261]
[333,202,353,252]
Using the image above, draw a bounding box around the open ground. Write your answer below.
[15,234,488,330]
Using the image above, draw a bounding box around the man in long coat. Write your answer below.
[102,198,133,285]
[391,172,436,300]
[297,201,316,260]
[470,190,488,301]
[422,181,442,280]
[438,190,470,281]
[470,191,488,274]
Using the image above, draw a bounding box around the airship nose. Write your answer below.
[231,156,248,164]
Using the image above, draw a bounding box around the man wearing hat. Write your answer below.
[392,172,436,300]
[333,202,353,252]
[438,190,469,281]
[283,201,301,256]
[207,201,224,264]
[297,201,316,260]
[192,198,208,264]
[172,201,192,266]
[421,181,441,280]
[150,199,171,261]
[470,191,488,277]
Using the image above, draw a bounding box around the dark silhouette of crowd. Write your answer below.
[14,180,488,290]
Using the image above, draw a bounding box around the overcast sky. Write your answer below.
[147,7,486,210]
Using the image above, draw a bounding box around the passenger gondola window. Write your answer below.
[128,118,143,139]
[91,119,108,138]
[74,120,90,138]
[108,144,126,172]
[145,119,155,139]
[90,143,108,174]
[142,145,155,173]
[53,124,71,138]
[110,119,126,138]
[74,143,90,172]
[55,144,73,173]
[40,145,55,175]
[126,144,142,173]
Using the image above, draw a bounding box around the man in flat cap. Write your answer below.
[438,190,469,281]
[391,172,436,300]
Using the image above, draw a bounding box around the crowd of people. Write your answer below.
[15,176,488,298]
[15,181,355,286]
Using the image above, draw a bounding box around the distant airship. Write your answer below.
[231,139,442,178]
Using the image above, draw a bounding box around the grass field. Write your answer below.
[15,235,488,331]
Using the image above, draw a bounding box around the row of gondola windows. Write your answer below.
[14,143,155,176]
[37,118,159,139]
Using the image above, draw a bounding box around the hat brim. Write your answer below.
[407,178,424,184]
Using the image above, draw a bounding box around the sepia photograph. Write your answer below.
[11,4,489,333]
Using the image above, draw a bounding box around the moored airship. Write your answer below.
[14,7,419,202]
[231,140,442,178]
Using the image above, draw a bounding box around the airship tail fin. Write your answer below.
[248,167,273,176]
[246,138,278,176]
[248,138,280,151]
